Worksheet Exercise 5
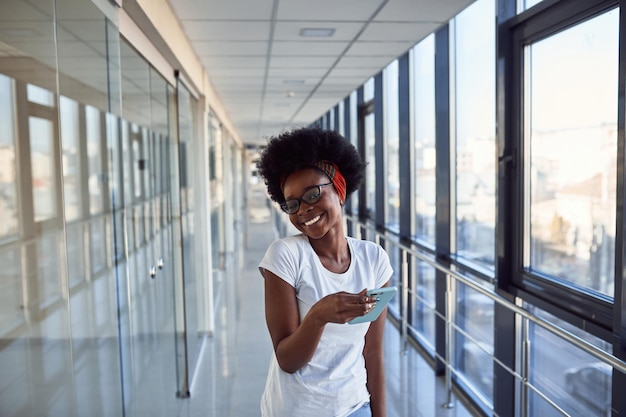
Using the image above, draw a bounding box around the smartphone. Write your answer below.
[348,286,397,324]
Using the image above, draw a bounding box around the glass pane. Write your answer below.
[60,96,81,221]
[177,81,201,384]
[106,113,122,210]
[410,258,436,353]
[348,90,359,214]
[527,10,618,297]
[65,223,85,286]
[364,77,374,101]
[365,113,376,218]
[338,100,345,137]
[412,35,436,245]
[455,282,494,403]
[0,74,19,237]
[527,304,612,417]
[384,60,400,230]
[518,0,545,13]
[86,105,104,214]
[29,116,57,222]
[454,0,496,268]
[0,2,74,416]
[0,248,22,331]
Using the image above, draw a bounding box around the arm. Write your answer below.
[364,281,390,417]
[264,270,324,373]
[263,269,377,374]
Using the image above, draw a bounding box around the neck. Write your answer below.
[308,227,345,255]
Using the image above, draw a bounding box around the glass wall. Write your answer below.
[0,1,212,415]
[0,1,125,415]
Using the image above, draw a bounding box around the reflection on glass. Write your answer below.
[27,83,54,107]
[36,233,62,304]
[527,10,617,297]
[106,113,121,210]
[454,0,496,268]
[0,74,19,237]
[90,217,106,273]
[177,80,200,392]
[86,105,103,214]
[60,96,81,221]
[526,304,612,417]
[0,248,22,331]
[66,223,85,286]
[29,116,57,222]
[384,60,400,230]
[412,35,436,245]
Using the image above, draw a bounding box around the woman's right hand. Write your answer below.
[308,289,377,325]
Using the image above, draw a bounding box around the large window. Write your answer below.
[384,60,400,230]
[411,35,436,246]
[453,0,496,270]
[525,8,618,298]
[363,77,376,218]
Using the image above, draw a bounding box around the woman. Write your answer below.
[256,127,393,417]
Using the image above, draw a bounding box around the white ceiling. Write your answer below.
[165,0,476,146]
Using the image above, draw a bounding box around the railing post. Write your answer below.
[442,273,455,409]
[401,248,408,354]
[521,316,530,417]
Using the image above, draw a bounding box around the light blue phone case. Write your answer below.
[348,286,397,324]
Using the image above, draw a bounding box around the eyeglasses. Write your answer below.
[281,183,333,214]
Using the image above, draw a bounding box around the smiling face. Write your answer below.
[282,167,343,240]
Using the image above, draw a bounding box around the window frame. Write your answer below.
[499,0,619,339]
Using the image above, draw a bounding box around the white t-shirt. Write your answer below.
[258,234,393,417]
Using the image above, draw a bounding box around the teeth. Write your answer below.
[304,215,321,226]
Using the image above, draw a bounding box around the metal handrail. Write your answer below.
[346,214,626,376]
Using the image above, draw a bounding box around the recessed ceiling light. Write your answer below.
[300,28,335,38]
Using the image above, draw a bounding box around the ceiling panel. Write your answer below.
[182,20,272,42]
[359,22,443,42]
[193,40,267,56]
[271,40,350,56]
[275,0,383,21]
[375,0,473,22]
[166,0,476,145]
[169,0,275,20]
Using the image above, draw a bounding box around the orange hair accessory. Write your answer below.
[317,160,346,203]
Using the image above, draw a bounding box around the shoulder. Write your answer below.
[347,236,387,256]
[263,234,308,260]
[269,233,307,250]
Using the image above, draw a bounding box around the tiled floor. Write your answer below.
[179,205,475,417]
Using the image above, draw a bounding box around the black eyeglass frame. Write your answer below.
[280,182,333,214]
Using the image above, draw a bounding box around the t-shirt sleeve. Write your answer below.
[258,238,298,288]
[375,245,394,288]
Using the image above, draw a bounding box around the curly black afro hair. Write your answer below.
[256,127,365,205]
